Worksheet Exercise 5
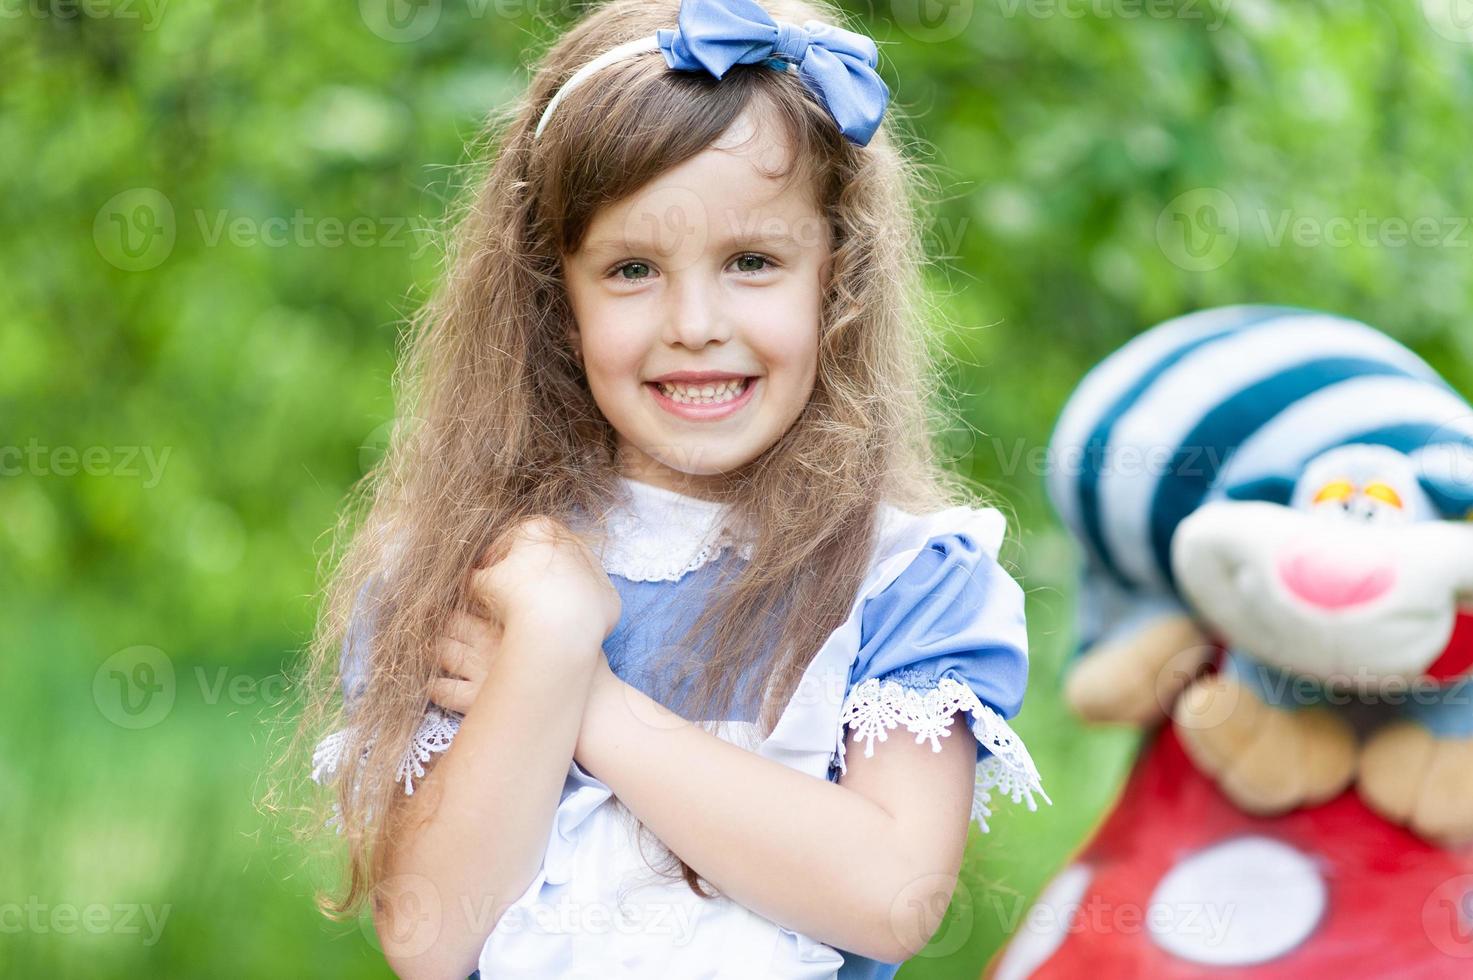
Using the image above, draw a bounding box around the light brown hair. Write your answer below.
[274,0,985,921]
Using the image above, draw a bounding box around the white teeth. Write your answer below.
[655,378,749,405]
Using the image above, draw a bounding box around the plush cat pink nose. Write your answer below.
[1277,550,1396,609]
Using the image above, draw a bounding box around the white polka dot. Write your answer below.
[1148,835,1326,965]
[993,863,1093,980]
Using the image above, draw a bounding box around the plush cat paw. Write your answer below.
[1065,615,1215,726]
[1173,673,1358,815]
[1358,722,1473,847]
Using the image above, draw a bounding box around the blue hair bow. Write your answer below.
[654,0,890,147]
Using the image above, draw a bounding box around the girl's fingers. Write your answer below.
[435,636,480,681]
[446,609,498,648]
[429,676,476,714]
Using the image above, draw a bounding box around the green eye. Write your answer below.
[617,262,651,280]
[734,254,769,273]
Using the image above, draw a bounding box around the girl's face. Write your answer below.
[562,107,831,500]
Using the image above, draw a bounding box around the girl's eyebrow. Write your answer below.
[714,228,803,250]
[579,228,804,257]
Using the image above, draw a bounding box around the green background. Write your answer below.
[6,0,1473,976]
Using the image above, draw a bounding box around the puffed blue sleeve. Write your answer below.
[832,528,1048,832]
[311,571,462,800]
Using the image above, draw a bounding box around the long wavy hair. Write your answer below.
[273,0,987,920]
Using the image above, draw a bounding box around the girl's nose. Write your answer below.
[661,274,731,349]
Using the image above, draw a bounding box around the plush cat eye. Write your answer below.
[1312,479,1355,505]
[1362,482,1404,509]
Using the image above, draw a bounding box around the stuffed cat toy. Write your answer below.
[1046,304,1473,845]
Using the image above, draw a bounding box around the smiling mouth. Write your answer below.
[644,376,759,420]
[649,377,754,405]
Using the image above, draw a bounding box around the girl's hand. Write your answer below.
[469,515,622,653]
[428,608,501,714]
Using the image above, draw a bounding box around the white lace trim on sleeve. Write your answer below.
[311,705,463,804]
[833,676,1050,833]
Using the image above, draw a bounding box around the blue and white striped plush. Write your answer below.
[1046,306,1473,841]
[1046,304,1473,649]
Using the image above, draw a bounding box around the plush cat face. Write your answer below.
[1172,445,1473,684]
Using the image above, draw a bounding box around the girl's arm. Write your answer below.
[374,614,602,980]
[573,656,977,964]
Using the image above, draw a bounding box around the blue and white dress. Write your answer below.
[312,476,1047,979]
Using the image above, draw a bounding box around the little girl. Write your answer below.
[296,0,1048,976]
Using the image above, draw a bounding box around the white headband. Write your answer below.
[534,36,663,140]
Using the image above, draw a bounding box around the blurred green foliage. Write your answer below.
[4,0,1472,976]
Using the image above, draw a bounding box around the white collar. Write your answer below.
[594,476,757,583]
